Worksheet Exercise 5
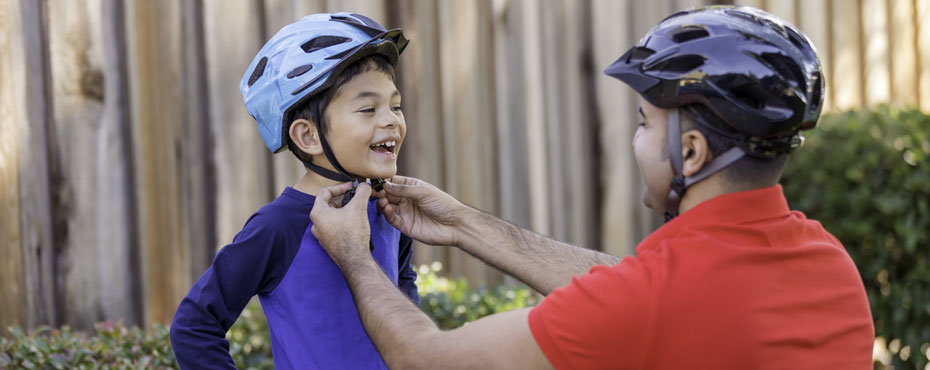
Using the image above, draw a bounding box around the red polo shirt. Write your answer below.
[528,185,874,369]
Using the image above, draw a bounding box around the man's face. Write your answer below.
[319,69,406,180]
[633,97,674,213]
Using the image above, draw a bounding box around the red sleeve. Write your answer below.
[528,256,656,370]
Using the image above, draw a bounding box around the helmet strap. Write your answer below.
[302,129,387,206]
[664,109,746,222]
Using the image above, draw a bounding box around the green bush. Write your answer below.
[0,322,175,369]
[782,106,930,369]
[1,263,538,368]
[416,262,541,329]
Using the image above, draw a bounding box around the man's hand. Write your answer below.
[376,176,467,246]
[310,182,372,268]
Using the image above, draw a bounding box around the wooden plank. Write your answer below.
[767,0,798,25]
[862,0,892,106]
[180,0,217,278]
[798,0,832,111]
[203,0,274,248]
[915,0,930,111]
[124,0,192,327]
[558,0,599,248]
[12,0,58,331]
[0,0,28,333]
[97,0,142,325]
[831,0,863,110]
[264,0,327,194]
[326,0,386,21]
[592,0,642,256]
[45,0,137,329]
[393,0,447,268]
[492,0,533,236]
[734,0,767,10]
[264,0,326,34]
[437,0,500,286]
[520,0,553,239]
[674,0,706,11]
[887,0,918,106]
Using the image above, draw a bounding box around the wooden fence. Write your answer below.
[2,0,928,332]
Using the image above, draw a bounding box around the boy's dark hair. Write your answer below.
[680,105,789,188]
[284,54,396,163]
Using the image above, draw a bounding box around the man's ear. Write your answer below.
[681,129,711,177]
[289,119,323,156]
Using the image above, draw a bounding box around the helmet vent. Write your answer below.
[785,27,810,54]
[671,26,709,43]
[301,35,351,54]
[626,46,655,63]
[247,57,268,87]
[650,54,706,75]
[759,52,806,92]
[287,64,314,78]
[808,71,823,112]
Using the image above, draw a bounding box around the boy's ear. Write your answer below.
[289,119,324,156]
[681,129,711,177]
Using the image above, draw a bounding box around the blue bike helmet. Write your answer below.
[240,13,408,196]
[241,12,407,153]
[604,6,824,220]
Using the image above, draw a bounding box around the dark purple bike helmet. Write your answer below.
[604,6,824,220]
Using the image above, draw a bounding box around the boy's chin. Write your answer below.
[357,167,397,180]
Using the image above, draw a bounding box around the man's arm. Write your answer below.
[378,176,621,295]
[311,183,554,370]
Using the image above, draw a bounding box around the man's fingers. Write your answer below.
[349,183,372,210]
[384,181,424,200]
[318,182,356,206]
[388,175,415,185]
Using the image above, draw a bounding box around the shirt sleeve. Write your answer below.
[396,233,419,304]
[169,214,297,370]
[528,255,656,370]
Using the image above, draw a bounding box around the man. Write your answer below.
[309,6,874,369]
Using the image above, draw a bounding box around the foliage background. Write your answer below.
[782,107,930,369]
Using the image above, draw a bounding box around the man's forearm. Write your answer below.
[336,252,442,370]
[456,207,621,295]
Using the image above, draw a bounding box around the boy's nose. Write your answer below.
[380,111,401,128]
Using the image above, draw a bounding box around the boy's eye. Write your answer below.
[358,107,376,114]
[392,105,403,112]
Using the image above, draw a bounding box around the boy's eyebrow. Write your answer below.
[353,90,401,100]
[638,107,646,118]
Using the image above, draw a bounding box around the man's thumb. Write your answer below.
[384,181,421,199]
[351,183,372,209]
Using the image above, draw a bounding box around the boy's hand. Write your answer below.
[311,182,372,268]
[377,176,467,247]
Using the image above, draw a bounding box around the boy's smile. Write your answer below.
[315,69,406,180]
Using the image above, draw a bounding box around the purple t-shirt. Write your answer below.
[170,187,418,369]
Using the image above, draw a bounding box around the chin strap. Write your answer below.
[302,127,387,207]
[664,109,746,222]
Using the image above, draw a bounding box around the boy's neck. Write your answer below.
[292,170,364,197]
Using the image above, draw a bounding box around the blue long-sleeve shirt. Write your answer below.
[170,187,418,369]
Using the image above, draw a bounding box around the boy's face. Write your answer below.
[319,69,406,180]
[633,97,673,213]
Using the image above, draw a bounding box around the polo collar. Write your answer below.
[646,184,791,242]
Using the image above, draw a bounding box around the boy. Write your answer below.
[169,13,418,369]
